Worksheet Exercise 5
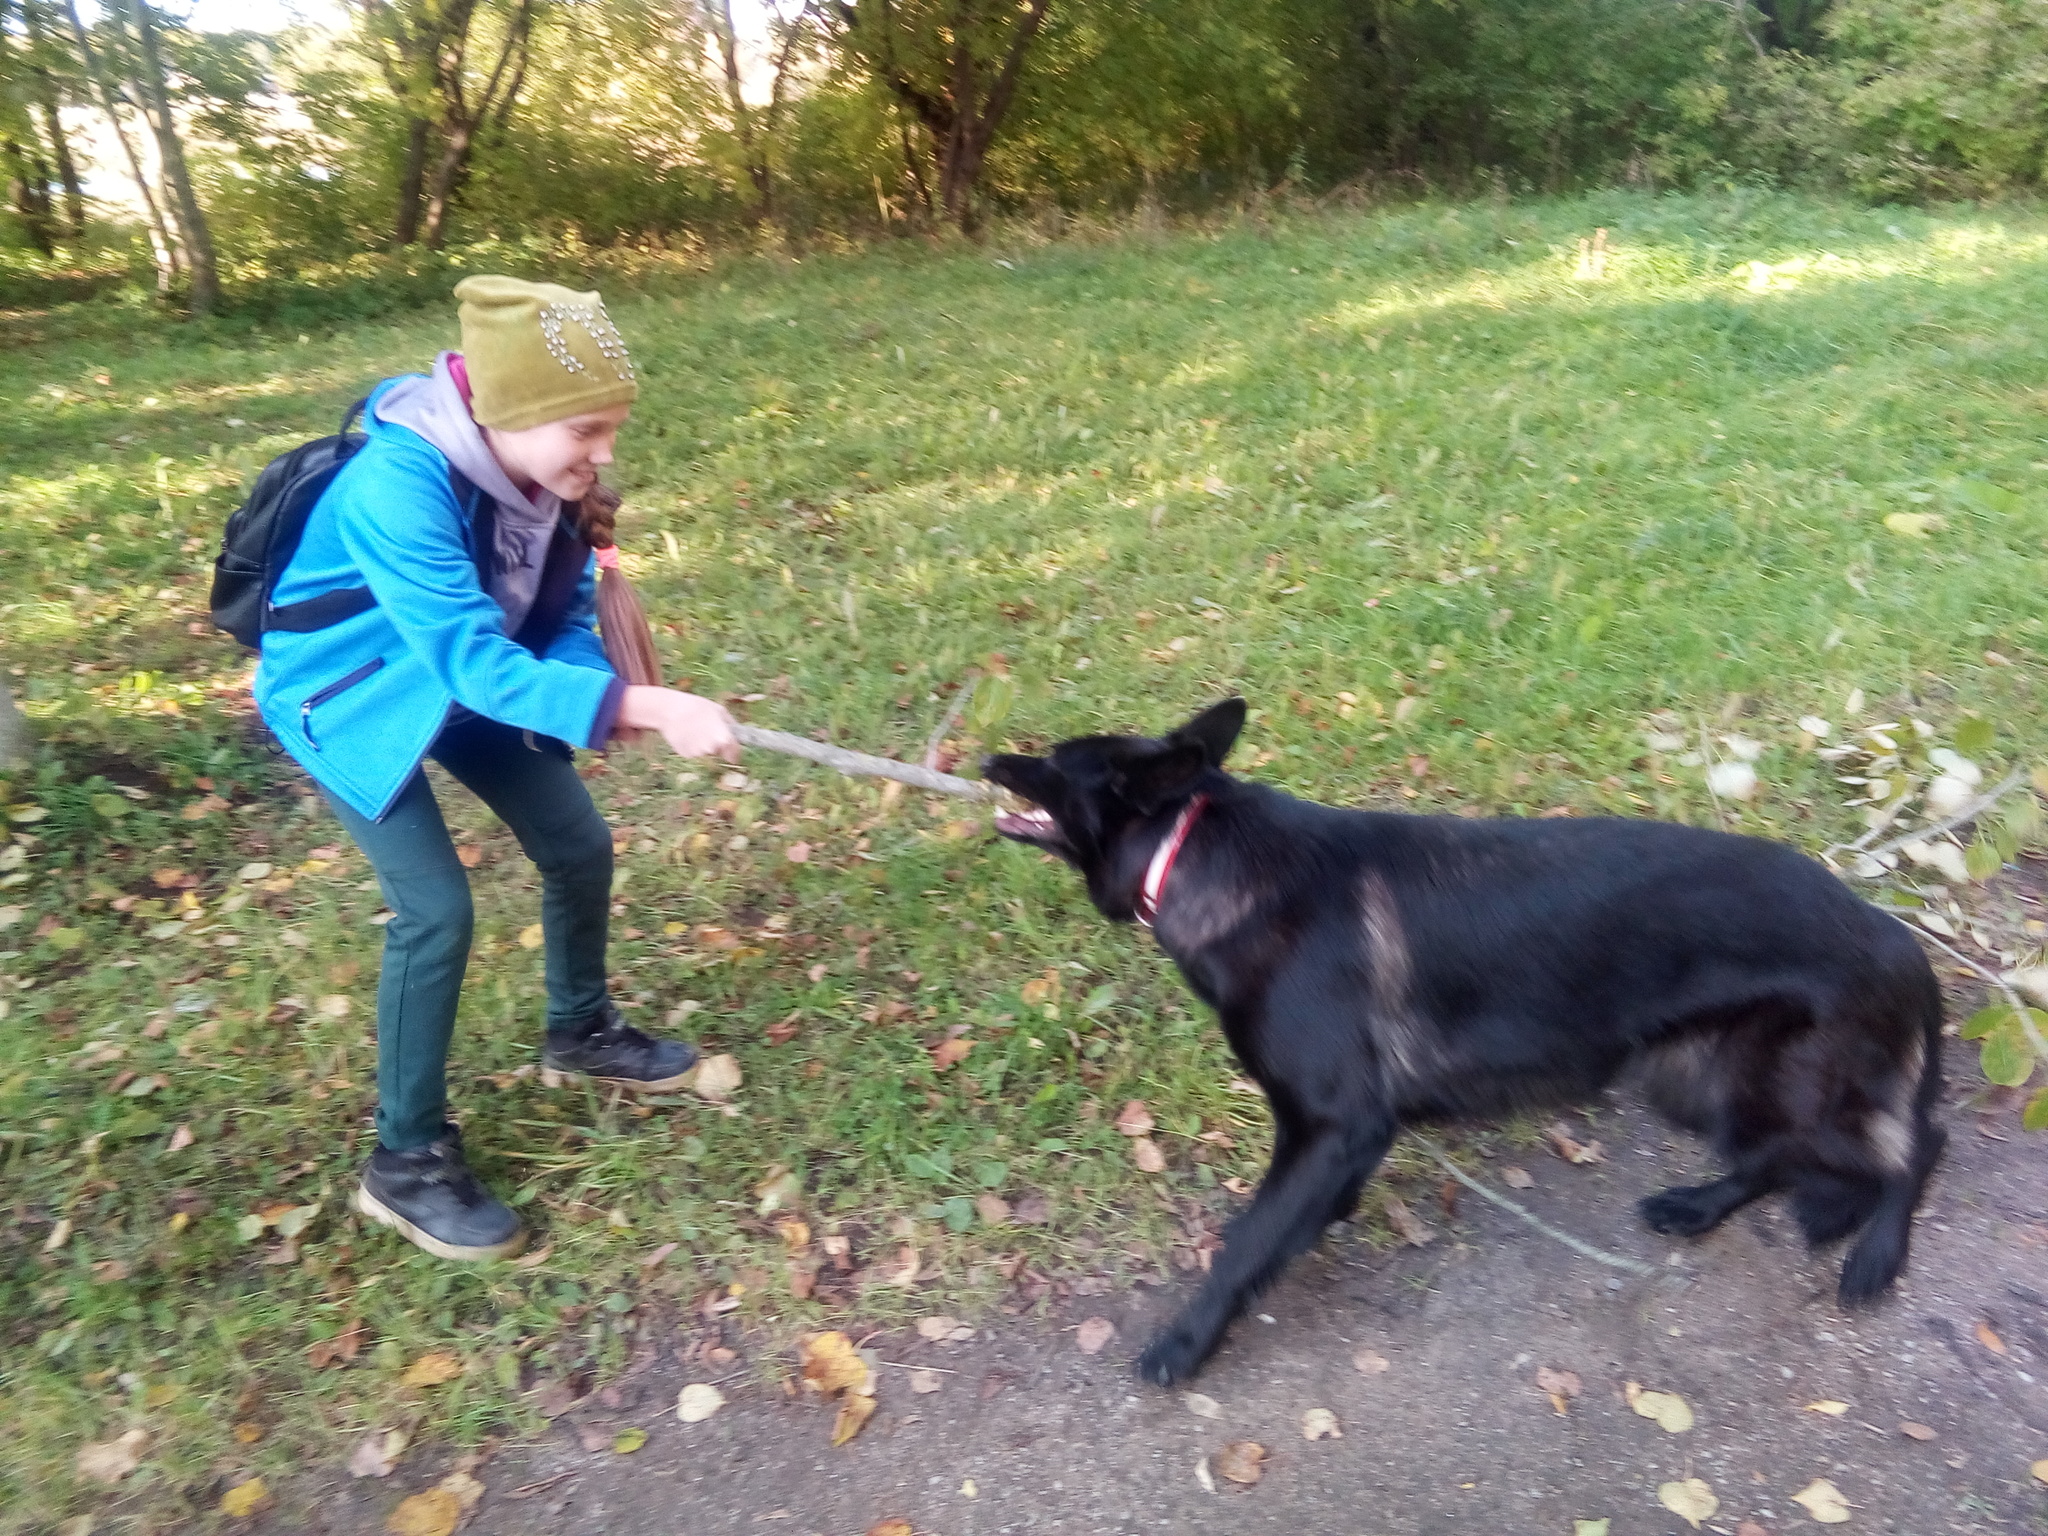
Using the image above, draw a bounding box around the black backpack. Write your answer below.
[209,398,477,650]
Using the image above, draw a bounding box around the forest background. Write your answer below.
[4,0,2048,313]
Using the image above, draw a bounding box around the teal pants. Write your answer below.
[322,716,613,1151]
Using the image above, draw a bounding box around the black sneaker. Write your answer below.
[542,1001,698,1093]
[354,1133,526,1261]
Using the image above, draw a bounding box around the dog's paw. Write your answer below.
[1135,1326,1211,1388]
[1637,1187,1724,1238]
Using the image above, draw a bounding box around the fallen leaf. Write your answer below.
[455,845,483,867]
[785,841,812,863]
[1625,1381,1694,1433]
[909,1368,942,1393]
[307,1317,366,1368]
[642,1241,679,1269]
[1076,1316,1116,1355]
[1184,1391,1223,1420]
[887,1243,920,1286]
[1195,1456,1217,1494]
[1657,1476,1717,1528]
[76,1428,148,1484]
[517,923,544,950]
[1114,1099,1156,1137]
[43,1217,73,1252]
[317,994,351,1019]
[612,1427,648,1454]
[232,1422,263,1444]
[1791,1477,1851,1523]
[2032,1458,2048,1485]
[1898,1421,1936,1441]
[437,1471,483,1512]
[800,1332,872,1396]
[1131,1136,1167,1173]
[1974,1320,2007,1355]
[1502,1165,1534,1189]
[1353,1348,1391,1375]
[692,1053,742,1100]
[1545,1122,1606,1164]
[917,1315,959,1342]
[831,1393,877,1446]
[347,1427,408,1478]
[166,1123,195,1153]
[219,1478,267,1518]
[1536,1366,1582,1398]
[867,1523,914,1536]
[1301,1407,1342,1440]
[384,1487,459,1536]
[677,1383,725,1422]
[1381,1192,1437,1246]
[766,1012,802,1045]
[1804,1399,1849,1416]
[1736,1522,1770,1536]
[1575,1522,1612,1536]
[975,1192,1011,1225]
[930,1037,973,1072]
[1214,1440,1266,1485]
[400,1350,463,1388]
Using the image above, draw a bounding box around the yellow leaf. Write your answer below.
[1792,1477,1852,1523]
[1301,1408,1342,1440]
[1805,1399,1850,1416]
[867,1522,914,1536]
[1882,512,1942,538]
[219,1478,267,1518]
[2031,1458,2048,1485]
[517,923,544,950]
[1214,1441,1266,1484]
[1657,1477,1717,1528]
[232,1421,263,1444]
[384,1487,460,1536]
[1625,1381,1694,1433]
[1131,1136,1166,1173]
[399,1350,462,1388]
[612,1427,648,1453]
[800,1332,871,1396]
[831,1391,876,1446]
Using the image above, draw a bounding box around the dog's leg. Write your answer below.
[1136,1117,1395,1387]
[1639,1164,1780,1238]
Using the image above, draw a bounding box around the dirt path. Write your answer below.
[283,1085,2048,1536]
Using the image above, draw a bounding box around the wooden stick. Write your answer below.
[1412,1135,1658,1277]
[734,723,999,802]
[1908,921,2048,1065]
[1832,766,2030,870]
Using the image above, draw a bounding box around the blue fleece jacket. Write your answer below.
[254,376,624,821]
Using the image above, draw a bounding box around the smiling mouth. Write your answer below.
[993,804,1058,839]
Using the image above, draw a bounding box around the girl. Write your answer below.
[256,275,738,1261]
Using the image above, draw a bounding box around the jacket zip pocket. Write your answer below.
[300,657,384,751]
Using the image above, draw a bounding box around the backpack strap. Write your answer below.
[264,461,487,634]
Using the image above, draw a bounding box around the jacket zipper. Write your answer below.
[300,657,384,751]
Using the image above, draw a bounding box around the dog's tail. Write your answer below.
[1836,965,1946,1304]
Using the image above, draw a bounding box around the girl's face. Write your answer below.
[484,403,633,501]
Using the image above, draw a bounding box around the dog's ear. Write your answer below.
[1169,697,1247,768]
[1109,740,1207,816]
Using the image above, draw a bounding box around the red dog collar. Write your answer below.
[1135,794,1208,929]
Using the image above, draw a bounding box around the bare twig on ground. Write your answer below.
[1412,1135,1658,1277]
[922,676,978,770]
[1905,920,2048,1064]
[1833,767,2031,869]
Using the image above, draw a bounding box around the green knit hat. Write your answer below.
[454,274,638,432]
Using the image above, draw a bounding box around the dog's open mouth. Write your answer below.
[993,802,1059,839]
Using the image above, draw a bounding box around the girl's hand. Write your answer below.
[616,686,741,762]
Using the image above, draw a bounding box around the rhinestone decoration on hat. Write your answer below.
[537,300,635,383]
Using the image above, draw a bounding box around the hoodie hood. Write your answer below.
[374,351,564,637]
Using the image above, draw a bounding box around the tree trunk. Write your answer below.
[61,0,179,291]
[419,120,473,250]
[0,684,30,770]
[393,114,429,245]
[120,0,219,314]
[22,0,86,236]
[4,138,57,254]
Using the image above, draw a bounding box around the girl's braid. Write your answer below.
[574,479,664,703]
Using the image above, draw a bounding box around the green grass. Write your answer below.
[5,189,2048,1531]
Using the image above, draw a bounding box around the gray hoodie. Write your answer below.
[374,351,564,638]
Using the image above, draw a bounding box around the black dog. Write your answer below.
[984,699,1945,1387]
